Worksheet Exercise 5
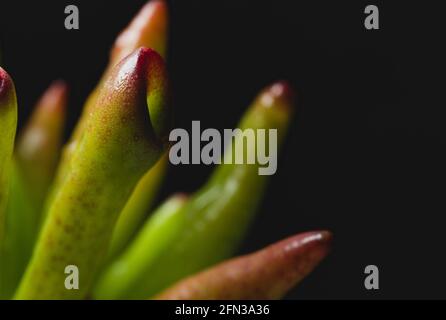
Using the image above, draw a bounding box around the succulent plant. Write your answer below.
[0,0,331,300]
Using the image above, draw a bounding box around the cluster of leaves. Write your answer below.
[0,1,331,300]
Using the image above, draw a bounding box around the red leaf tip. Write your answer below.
[258,80,295,112]
[283,230,332,251]
[0,67,14,103]
[39,80,69,113]
[114,47,164,84]
[270,80,295,103]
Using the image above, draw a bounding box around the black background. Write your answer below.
[1,0,445,299]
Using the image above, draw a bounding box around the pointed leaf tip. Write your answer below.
[38,80,68,113]
[280,230,332,262]
[155,230,332,300]
[101,47,169,143]
[258,80,295,112]
[0,67,14,103]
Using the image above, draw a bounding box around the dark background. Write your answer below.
[1,0,445,299]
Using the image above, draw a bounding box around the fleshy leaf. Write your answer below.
[156,231,332,300]
[15,48,169,299]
